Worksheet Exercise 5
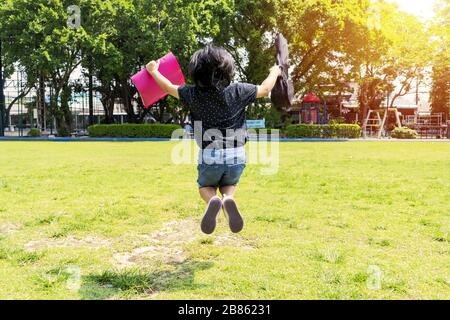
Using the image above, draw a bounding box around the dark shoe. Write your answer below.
[201,196,222,234]
[222,196,244,233]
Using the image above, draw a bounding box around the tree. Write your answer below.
[200,0,377,123]
[274,0,373,96]
[0,0,92,135]
[431,63,450,116]
[80,0,233,124]
[79,0,126,124]
[381,8,430,108]
[214,0,276,83]
[430,0,450,117]
[0,1,37,129]
[356,0,431,122]
[212,0,281,121]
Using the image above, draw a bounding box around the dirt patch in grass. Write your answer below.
[114,246,187,268]
[0,223,22,235]
[141,220,199,244]
[25,236,111,252]
[113,220,258,269]
[113,220,198,268]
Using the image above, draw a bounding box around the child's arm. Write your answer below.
[146,60,180,99]
[256,66,282,98]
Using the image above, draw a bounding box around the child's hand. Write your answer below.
[146,60,160,74]
[270,65,282,77]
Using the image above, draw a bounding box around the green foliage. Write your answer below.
[0,0,89,132]
[88,124,181,138]
[329,117,347,125]
[391,127,417,139]
[285,124,361,139]
[263,107,284,129]
[82,0,232,123]
[431,0,450,63]
[246,102,284,129]
[430,63,450,116]
[356,1,432,121]
[88,270,152,293]
[57,127,71,137]
[0,0,232,128]
[275,0,373,95]
[0,0,446,130]
[27,128,41,137]
[214,0,276,84]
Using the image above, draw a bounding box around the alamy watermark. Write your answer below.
[65,266,81,291]
[67,5,81,29]
[37,266,81,292]
[367,265,382,290]
[367,4,382,30]
[170,123,280,175]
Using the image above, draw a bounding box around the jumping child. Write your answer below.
[146,44,281,234]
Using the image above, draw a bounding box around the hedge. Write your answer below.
[391,127,417,139]
[88,124,182,138]
[285,124,361,139]
[28,128,41,137]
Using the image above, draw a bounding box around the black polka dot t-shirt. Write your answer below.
[178,83,257,150]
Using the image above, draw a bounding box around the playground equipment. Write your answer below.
[405,113,447,139]
[131,52,185,107]
[363,108,402,139]
[448,120,450,139]
[300,93,328,124]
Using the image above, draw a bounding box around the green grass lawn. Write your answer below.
[0,141,448,300]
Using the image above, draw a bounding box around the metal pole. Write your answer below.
[39,72,45,131]
[317,103,320,124]
[308,104,311,123]
[74,94,78,130]
[0,39,5,136]
[88,59,94,126]
[20,70,24,136]
[50,86,53,135]
[17,70,21,136]
[82,91,85,130]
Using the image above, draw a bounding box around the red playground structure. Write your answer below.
[300,93,328,124]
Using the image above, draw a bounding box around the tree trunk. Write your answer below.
[50,85,71,137]
[100,95,115,124]
[38,73,46,130]
[58,85,73,135]
[119,79,137,123]
[361,102,368,126]
[5,86,32,127]
[49,89,59,135]
[154,99,166,123]
[4,108,10,128]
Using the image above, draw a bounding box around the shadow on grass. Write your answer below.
[79,260,213,300]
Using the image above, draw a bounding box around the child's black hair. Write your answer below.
[188,44,235,90]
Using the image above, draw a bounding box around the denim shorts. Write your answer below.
[197,147,246,188]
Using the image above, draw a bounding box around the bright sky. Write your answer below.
[389,0,436,20]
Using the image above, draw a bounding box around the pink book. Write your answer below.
[131,52,185,107]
